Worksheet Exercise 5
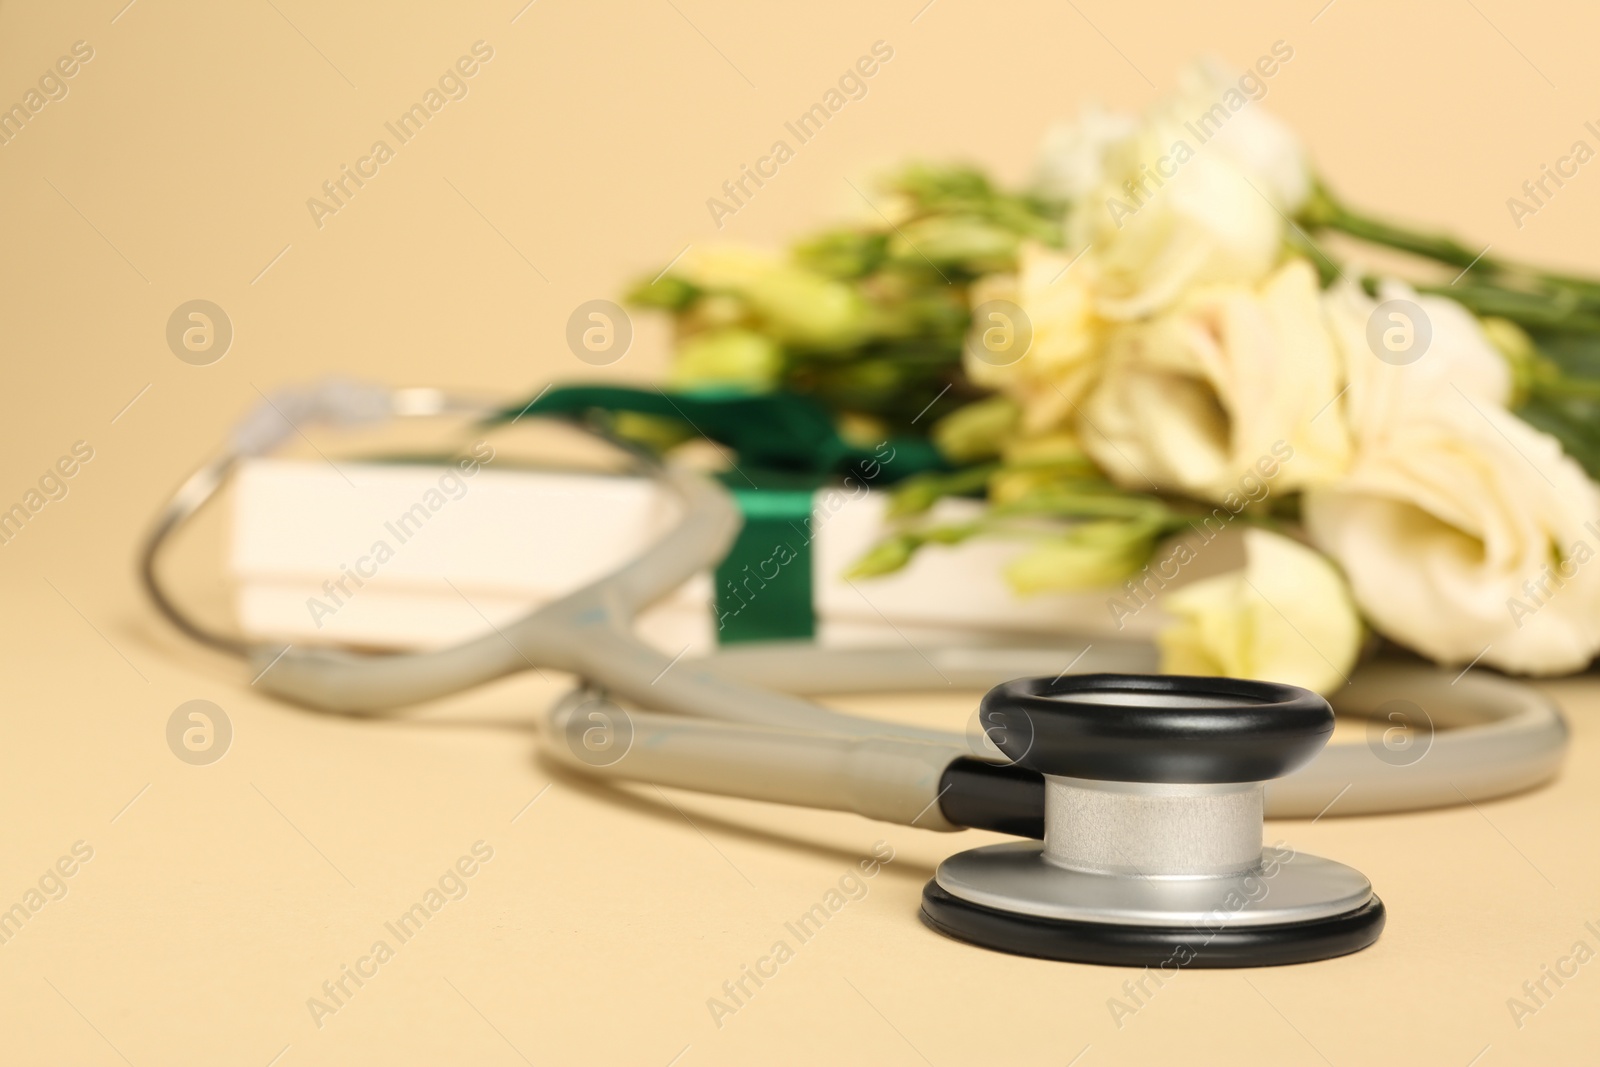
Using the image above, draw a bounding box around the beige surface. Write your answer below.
[4,0,1600,1063]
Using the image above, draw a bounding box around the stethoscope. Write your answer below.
[142,379,1570,967]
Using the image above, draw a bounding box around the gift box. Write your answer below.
[229,458,1176,655]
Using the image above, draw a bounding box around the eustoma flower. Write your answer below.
[1305,280,1600,674]
[633,59,1600,684]
[1040,60,1311,320]
[1077,258,1349,501]
[963,244,1103,434]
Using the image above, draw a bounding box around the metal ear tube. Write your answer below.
[921,674,1386,967]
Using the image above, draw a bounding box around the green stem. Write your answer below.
[1530,364,1600,401]
[1413,283,1600,333]
[1318,202,1487,271]
[989,493,1180,527]
[1307,184,1600,302]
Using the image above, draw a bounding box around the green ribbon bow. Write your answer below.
[490,384,945,642]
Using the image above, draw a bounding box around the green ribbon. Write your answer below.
[714,484,817,642]
[489,384,946,644]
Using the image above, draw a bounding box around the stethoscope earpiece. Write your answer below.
[921,673,1386,967]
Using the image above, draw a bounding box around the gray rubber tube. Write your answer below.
[692,645,1570,818]
[542,690,969,831]
[234,451,1565,823]
[539,658,1568,827]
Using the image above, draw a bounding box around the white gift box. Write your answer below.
[229,459,1171,655]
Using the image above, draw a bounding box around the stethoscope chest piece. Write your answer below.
[921,674,1385,967]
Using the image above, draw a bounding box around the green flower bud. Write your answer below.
[885,163,996,211]
[845,524,979,579]
[746,267,869,350]
[794,229,889,279]
[1004,520,1157,596]
[889,215,1020,273]
[684,293,750,331]
[611,412,696,453]
[1001,432,1088,467]
[933,396,1020,463]
[1479,315,1538,406]
[627,274,698,311]
[845,534,919,579]
[670,329,783,392]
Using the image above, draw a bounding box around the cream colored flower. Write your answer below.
[1034,103,1139,203]
[1076,155,1282,321]
[1304,408,1600,674]
[1167,59,1310,215]
[964,243,1103,434]
[1076,258,1350,501]
[1322,277,1512,443]
[1043,61,1312,320]
[1158,528,1362,695]
[1305,280,1600,674]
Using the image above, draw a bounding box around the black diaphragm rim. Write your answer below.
[920,880,1384,968]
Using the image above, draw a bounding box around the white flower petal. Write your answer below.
[1305,400,1600,675]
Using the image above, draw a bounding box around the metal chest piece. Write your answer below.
[921,674,1386,967]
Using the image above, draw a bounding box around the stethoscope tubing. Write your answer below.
[140,379,1570,828]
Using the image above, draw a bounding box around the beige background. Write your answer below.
[3,0,1600,1063]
